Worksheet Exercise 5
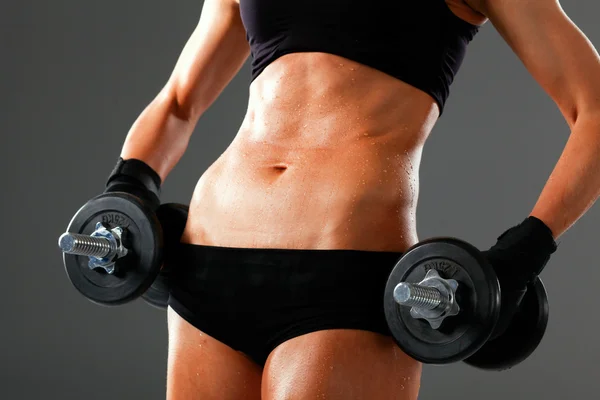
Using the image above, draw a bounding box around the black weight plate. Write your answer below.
[142,272,170,309]
[384,238,501,364]
[463,277,549,371]
[142,203,189,309]
[63,192,163,306]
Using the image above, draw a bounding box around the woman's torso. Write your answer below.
[181,1,485,252]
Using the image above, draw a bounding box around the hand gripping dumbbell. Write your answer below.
[58,192,188,308]
[383,238,549,371]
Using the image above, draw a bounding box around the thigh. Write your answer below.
[262,329,422,400]
[166,307,263,400]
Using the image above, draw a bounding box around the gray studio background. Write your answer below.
[2,1,598,399]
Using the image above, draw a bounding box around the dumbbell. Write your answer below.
[141,203,189,309]
[383,238,549,371]
[58,192,188,308]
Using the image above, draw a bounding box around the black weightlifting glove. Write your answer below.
[483,216,557,339]
[104,157,162,211]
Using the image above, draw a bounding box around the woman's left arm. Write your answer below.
[470,0,600,239]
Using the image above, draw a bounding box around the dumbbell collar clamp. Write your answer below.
[87,223,128,274]
[395,269,460,329]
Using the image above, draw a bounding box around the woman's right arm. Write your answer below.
[118,0,250,181]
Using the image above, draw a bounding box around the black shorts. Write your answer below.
[168,243,402,367]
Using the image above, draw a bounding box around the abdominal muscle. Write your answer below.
[181,52,440,253]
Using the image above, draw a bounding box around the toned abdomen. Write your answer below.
[182,52,439,252]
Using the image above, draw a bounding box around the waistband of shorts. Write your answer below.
[168,243,404,307]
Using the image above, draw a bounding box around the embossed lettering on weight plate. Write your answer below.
[101,213,131,229]
[422,259,459,277]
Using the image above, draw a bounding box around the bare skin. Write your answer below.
[119,0,600,398]
[184,52,435,252]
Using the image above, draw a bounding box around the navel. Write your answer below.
[271,164,288,172]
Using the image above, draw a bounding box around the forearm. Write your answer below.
[530,111,600,238]
[120,89,199,182]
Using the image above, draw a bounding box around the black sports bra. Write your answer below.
[239,0,480,114]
